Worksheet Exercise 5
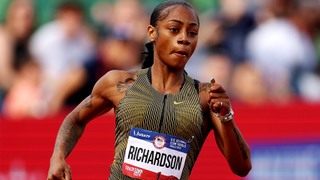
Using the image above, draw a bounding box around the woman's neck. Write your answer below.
[150,65,185,94]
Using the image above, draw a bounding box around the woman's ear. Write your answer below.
[148,25,156,42]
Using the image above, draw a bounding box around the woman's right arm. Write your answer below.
[47,72,117,180]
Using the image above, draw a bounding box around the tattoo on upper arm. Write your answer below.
[82,95,93,109]
[234,128,249,160]
[54,116,80,157]
[117,78,135,93]
[199,83,211,93]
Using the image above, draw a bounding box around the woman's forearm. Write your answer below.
[52,113,86,159]
[221,120,252,177]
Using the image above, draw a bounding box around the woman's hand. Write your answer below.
[47,156,72,180]
[207,78,231,116]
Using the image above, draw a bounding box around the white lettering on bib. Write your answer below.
[122,127,190,180]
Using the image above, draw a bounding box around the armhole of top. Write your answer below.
[194,79,200,94]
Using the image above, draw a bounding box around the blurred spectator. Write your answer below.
[0,0,34,112]
[108,0,148,45]
[92,0,148,47]
[186,0,256,87]
[86,0,148,83]
[2,60,44,119]
[197,52,233,91]
[29,1,96,116]
[200,0,257,65]
[246,0,320,103]
[83,35,146,93]
[230,62,268,105]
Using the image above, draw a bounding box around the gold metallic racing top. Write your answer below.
[109,68,206,180]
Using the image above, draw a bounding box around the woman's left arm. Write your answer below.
[206,82,252,177]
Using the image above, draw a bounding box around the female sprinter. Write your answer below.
[47,0,252,179]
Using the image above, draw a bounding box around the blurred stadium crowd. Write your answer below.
[0,0,320,119]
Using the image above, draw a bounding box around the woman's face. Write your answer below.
[149,5,199,69]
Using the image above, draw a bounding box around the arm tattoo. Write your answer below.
[233,128,249,160]
[54,116,80,158]
[199,83,211,93]
[82,95,93,109]
[117,78,135,93]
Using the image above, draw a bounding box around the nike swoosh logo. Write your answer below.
[174,101,184,105]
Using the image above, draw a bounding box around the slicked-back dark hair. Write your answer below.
[141,0,199,69]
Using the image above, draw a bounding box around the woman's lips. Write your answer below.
[173,51,187,57]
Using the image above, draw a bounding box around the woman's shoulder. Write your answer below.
[197,81,211,94]
[189,77,210,95]
[194,80,211,104]
[92,69,138,94]
[96,69,138,87]
[91,69,139,104]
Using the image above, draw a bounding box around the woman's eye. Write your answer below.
[189,31,198,36]
[170,28,178,32]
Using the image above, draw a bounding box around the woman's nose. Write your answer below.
[177,31,190,45]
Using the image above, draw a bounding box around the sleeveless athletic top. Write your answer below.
[109,68,206,180]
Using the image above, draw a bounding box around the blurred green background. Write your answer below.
[0,0,220,29]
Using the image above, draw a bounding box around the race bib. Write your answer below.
[122,127,190,180]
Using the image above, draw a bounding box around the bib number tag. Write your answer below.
[122,127,190,180]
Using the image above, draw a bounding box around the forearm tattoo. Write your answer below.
[199,83,211,93]
[54,116,80,158]
[82,95,93,109]
[117,78,135,93]
[233,128,249,160]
